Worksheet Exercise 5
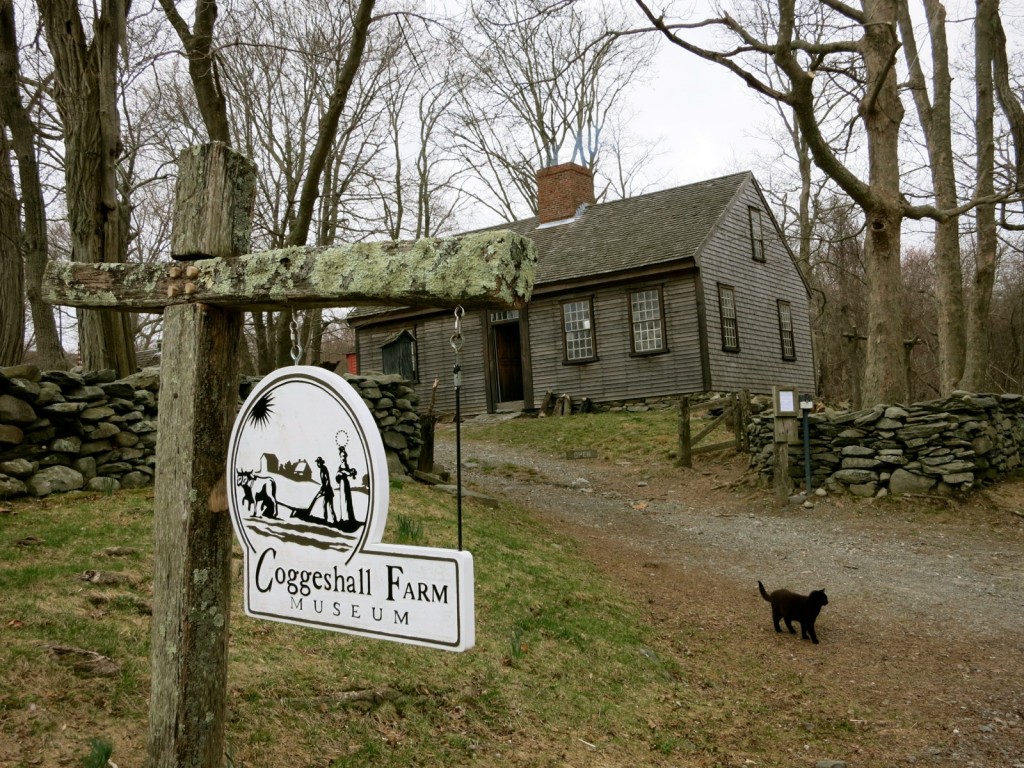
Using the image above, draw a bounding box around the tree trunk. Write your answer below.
[859,0,907,405]
[39,0,136,376]
[158,0,232,145]
[305,308,324,365]
[0,0,65,369]
[962,0,998,390]
[274,309,294,368]
[252,311,271,375]
[862,203,905,405]
[286,0,375,248]
[0,128,23,364]
[898,0,965,394]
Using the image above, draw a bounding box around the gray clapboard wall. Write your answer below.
[356,311,489,416]
[526,273,705,403]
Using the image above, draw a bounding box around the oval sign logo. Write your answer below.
[228,366,387,564]
[226,366,474,651]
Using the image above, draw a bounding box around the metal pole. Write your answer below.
[802,406,812,493]
[455,381,462,551]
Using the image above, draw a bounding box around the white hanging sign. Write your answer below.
[227,366,474,652]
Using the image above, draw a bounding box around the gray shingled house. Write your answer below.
[349,163,816,416]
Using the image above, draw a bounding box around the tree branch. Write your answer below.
[819,0,866,23]
[991,10,1024,189]
[632,2,789,103]
[288,0,375,247]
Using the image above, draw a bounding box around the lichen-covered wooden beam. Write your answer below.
[42,231,536,312]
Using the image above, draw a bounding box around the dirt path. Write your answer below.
[435,426,1024,766]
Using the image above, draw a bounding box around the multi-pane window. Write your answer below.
[630,288,665,354]
[490,310,520,323]
[718,284,740,352]
[749,207,765,262]
[562,298,595,362]
[777,300,796,360]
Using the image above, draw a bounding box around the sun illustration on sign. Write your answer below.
[247,392,274,429]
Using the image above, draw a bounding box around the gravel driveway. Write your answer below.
[434,423,1024,766]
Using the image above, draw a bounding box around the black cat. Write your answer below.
[758,581,828,644]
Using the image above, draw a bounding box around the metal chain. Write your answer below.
[450,305,465,551]
[450,305,464,389]
[289,312,302,366]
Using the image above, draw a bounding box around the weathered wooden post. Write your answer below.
[737,389,751,452]
[41,141,536,768]
[730,392,742,448]
[677,395,692,468]
[147,143,255,768]
[772,386,799,503]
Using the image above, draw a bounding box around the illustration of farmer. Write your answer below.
[315,456,336,523]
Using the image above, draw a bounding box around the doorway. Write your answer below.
[490,313,524,406]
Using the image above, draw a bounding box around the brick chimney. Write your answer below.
[536,162,595,224]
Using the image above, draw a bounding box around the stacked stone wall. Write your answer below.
[747,392,1024,496]
[0,365,421,499]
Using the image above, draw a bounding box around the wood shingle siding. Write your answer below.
[696,179,815,394]
[526,275,705,403]
[357,312,490,416]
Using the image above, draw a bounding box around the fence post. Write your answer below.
[773,417,797,503]
[147,143,256,768]
[677,395,692,468]
[738,389,750,452]
[731,392,742,449]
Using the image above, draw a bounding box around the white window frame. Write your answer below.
[629,287,666,354]
[561,298,596,362]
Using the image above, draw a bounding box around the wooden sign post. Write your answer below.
[42,142,536,768]
[772,386,799,503]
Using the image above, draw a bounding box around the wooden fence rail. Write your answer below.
[676,391,750,468]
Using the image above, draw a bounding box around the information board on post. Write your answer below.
[227,366,474,652]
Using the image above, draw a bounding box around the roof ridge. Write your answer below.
[491,170,751,230]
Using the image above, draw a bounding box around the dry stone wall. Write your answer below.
[0,365,160,498]
[0,365,421,499]
[747,392,1024,496]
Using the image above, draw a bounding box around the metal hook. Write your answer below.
[450,305,465,353]
[289,312,302,366]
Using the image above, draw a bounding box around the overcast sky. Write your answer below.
[631,41,778,187]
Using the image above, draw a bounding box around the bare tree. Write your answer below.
[634,0,1023,404]
[0,0,66,368]
[155,0,379,372]
[158,0,231,144]
[39,0,136,375]
[962,0,999,390]
[896,0,963,393]
[961,0,1024,389]
[451,0,654,222]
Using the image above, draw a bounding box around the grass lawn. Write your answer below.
[1,465,691,767]
[1,408,877,768]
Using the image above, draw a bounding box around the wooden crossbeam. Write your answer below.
[43,231,536,312]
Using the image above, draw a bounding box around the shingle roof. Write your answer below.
[476,170,750,286]
[349,171,750,320]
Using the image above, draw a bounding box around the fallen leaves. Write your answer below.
[41,643,121,678]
